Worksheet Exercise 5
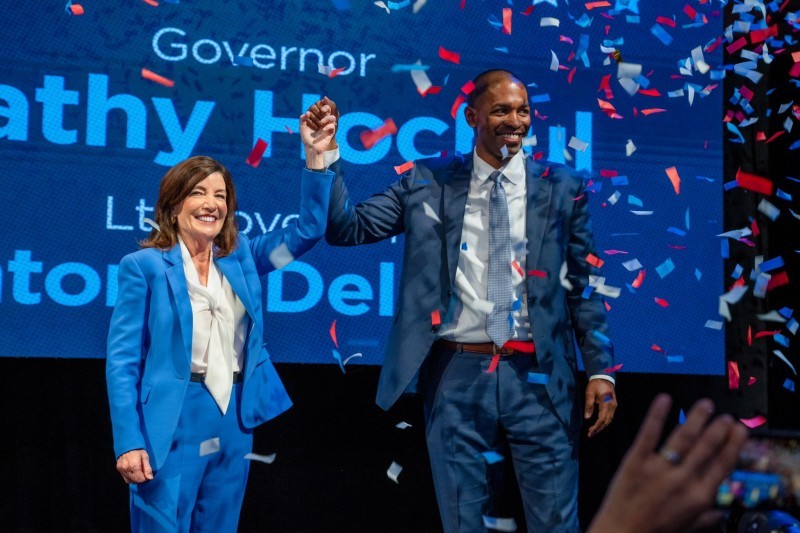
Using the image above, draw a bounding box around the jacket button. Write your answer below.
[447,290,453,297]
[431,325,440,333]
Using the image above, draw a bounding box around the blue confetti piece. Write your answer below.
[731,264,744,279]
[628,195,643,207]
[634,74,650,89]
[527,372,549,385]
[626,15,641,23]
[235,56,254,67]
[390,64,430,72]
[777,189,793,201]
[575,13,593,28]
[650,23,673,46]
[487,14,502,29]
[760,256,784,272]
[695,268,702,281]
[666,355,684,364]
[330,0,351,9]
[788,318,798,334]
[667,227,687,237]
[443,74,450,86]
[480,451,505,464]
[655,258,675,279]
[332,349,345,374]
[625,283,637,294]
[582,286,595,299]
[780,307,793,319]
[611,176,629,186]
[787,176,800,183]
[591,330,612,346]
[721,239,730,259]
[723,180,739,191]
[685,208,690,230]
[678,409,686,424]
[784,379,796,392]
[161,0,180,3]
[461,242,468,251]
[726,122,745,144]
[512,298,522,311]
[586,181,602,193]
[495,47,510,53]
[774,334,790,348]
[696,176,715,182]
[388,0,410,9]
[529,93,551,104]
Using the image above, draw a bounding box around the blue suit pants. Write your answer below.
[129,381,253,532]
[420,345,580,533]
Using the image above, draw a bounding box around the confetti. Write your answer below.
[451,94,466,119]
[68,4,85,15]
[246,139,268,168]
[360,119,398,150]
[704,320,723,330]
[394,161,415,174]
[502,8,512,35]
[342,353,363,365]
[728,361,740,389]
[199,437,220,457]
[622,259,643,271]
[395,421,413,429]
[568,136,589,152]
[141,68,174,87]
[438,46,461,64]
[654,297,669,308]
[527,372,549,384]
[481,450,505,464]
[586,253,604,268]
[740,416,767,429]
[329,320,338,347]
[387,462,403,483]
[540,17,560,27]
[735,169,774,195]
[604,363,623,373]
[487,354,500,373]
[655,258,675,278]
[431,310,441,326]
[773,349,798,375]
[268,243,295,270]
[244,452,276,464]
[625,139,637,156]
[482,516,518,532]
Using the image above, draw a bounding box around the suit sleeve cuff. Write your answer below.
[589,374,616,386]
[323,147,340,167]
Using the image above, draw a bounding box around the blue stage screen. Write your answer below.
[1,0,724,374]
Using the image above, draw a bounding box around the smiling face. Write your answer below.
[173,171,228,251]
[465,73,531,169]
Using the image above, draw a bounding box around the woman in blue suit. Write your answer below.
[106,113,336,531]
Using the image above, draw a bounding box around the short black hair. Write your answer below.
[466,69,524,108]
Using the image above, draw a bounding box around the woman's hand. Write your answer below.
[300,97,339,169]
[116,448,154,484]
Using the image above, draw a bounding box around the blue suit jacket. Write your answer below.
[326,155,614,428]
[106,169,332,470]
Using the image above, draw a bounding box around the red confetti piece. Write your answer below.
[651,344,664,353]
[603,363,623,373]
[394,161,415,174]
[748,326,752,347]
[142,0,158,5]
[461,80,475,95]
[450,94,466,119]
[683,4,697,19]
[431,310,441,326]
[534,109,548,120]
[740,415,767,429]
[532,151,544,160]
[360,118,398,150]
[597,99,623,119]
[751,219,760,237]
[665,166,681,194]
[767,271,789,291]
[754,330,780,339]
[541,166,550,177]
[438,46,461,64]
[567,67,577,84]
[748,377,757,386]
[641,108,667,116]
[736,169,774,195]
[420,86,442,97]
[766,130,785,143]
[521,5,534,16]
[527,270,547,278]
[511,260,524,277]
[487,354,500,373]
[572,193,586,202]
[585,1,611,9]
[459,0,465,8]
[654,297,669,308]
[141,68,174,87]
[728,361,740,389]
[655,16,676,27]
[632,269,646,289]
[705,36,723,53]
[667,245,687,250]
[638,88,662,97]
[559,35,574,45]
[502,8,512,34]
[600,169,618,177]
[329,320,338,348]
[586,253,604,268]
[69,4,85,15]
[726,37,748,54]
[246,138,268,168]
[284,125,293,134]
[598,75,613,100]
[750,25,778,43]
[329,67,346,78]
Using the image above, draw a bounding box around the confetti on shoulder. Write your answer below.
[244,452,277,464]
[141,68,174,88]
[394,161,415,174]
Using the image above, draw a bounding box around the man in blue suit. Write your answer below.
[305,70,617,531]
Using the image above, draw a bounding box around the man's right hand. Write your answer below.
[116,448,154,484]
[304,96,339,151]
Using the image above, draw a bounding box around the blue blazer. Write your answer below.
[107,169,332,470]
[326,155,614,428]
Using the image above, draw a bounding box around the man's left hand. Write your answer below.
[585,379,617,438]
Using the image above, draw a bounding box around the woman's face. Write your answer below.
[173,172,228,249]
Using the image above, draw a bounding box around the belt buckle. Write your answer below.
[493,343,501,356]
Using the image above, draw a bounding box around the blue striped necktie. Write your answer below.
[486,170,513,348]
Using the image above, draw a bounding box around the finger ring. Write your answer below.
[659,447,681,465]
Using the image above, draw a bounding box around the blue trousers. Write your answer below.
[420,346,579,533]
[129,381,252,532]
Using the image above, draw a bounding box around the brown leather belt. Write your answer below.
[434,339,535,356]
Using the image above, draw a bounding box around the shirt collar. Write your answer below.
[472,149,525,187]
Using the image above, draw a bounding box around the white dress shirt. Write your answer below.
[179,238,247,374]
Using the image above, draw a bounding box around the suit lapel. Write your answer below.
[163,245,194,365]
[525,158,553,296]
[216,252,256,323]
[443,156,473,289]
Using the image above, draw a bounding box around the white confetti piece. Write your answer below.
[501,144,510,159]
[622,259,643,271]
[387,461,403,483]
[482,515,518,532]
[758,198,780,221]
[625,139,637,156]
[412,0,427,13]
[142,217,160,231]
[704,320,723,330]
[549,50,559,71]
[342,352,363,366]
[522,135,537,146]
[608,191,621,205]
[373,1,390,13]
[559,261,573,291]
[269,242,295,269]
[753,272,771,298]
[422,201,441,224]
[395,421,413,429]
[317,63,334,76]
[617,62,642,79]
[774,350,798,376]
[630,210,654,215]
[200,437,220,457]
[717,227,752,239]
[755,311,787,323]
[410,60,432,94]
[540,17,560,27]
[618,77,640,96]
[244,452,276,464]
[568,136,589,152]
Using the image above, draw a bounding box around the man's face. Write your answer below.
[465,76,531,169]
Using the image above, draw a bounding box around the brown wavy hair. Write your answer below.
[141,156,238,257]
